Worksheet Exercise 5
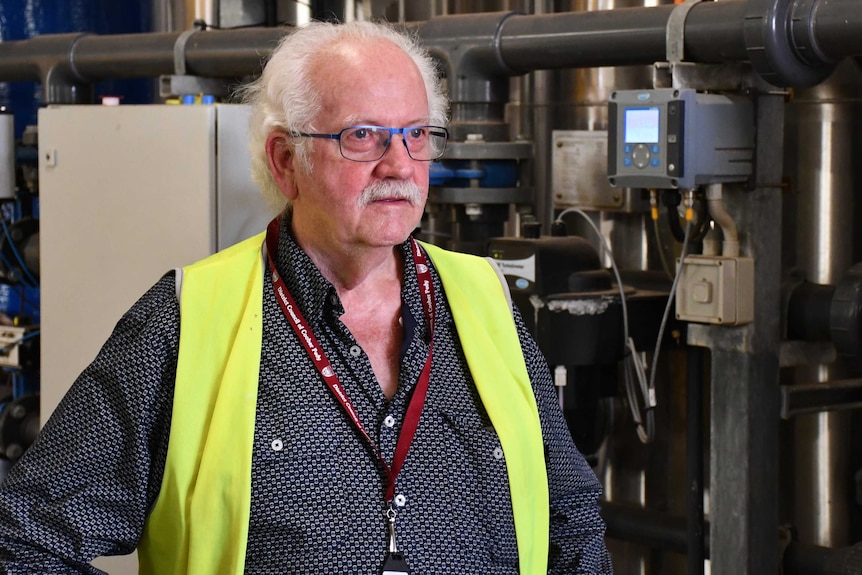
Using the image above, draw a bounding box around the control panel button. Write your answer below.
[632,143,651,169]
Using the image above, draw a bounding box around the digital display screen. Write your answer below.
[624,107,660,144]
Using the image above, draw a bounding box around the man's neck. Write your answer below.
[290,224,402,296]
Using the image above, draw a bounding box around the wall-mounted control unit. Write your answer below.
[607,89,755,190]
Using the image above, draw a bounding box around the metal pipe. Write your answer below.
[601,501,707,557]
[603,500,862,575]
[788,59,861,547]
[784,540,862,575]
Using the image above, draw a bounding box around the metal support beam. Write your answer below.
[687,91,785,575]
[781,378,862,418]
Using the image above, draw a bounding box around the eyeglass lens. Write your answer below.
[339,126,447,161]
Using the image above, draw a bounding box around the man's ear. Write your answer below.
[265,131,299,200]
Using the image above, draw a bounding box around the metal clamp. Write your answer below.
[666,0,702,65]
[173,29,199,76]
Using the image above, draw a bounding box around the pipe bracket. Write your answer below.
[173,29,199,76]
[666,0,702,64]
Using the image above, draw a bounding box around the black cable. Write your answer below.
[663,189,710,244]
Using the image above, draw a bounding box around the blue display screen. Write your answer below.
[624,107,660,144]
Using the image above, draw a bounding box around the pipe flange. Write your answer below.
[789,0,835,67]
[743,0,835,88]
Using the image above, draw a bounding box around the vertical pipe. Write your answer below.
[686,346,705,575]
[531,0,554,232]
[787,59,861,548]
[264,0,277,26]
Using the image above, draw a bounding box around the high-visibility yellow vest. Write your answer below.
[138,232,549,574]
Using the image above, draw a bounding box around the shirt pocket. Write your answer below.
[437,407,519,566]
[249,427,345,550]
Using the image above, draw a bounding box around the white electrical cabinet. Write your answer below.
[38,104,276,573]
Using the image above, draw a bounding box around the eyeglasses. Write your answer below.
[292,125,449,162]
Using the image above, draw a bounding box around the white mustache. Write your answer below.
[359,180,424,207]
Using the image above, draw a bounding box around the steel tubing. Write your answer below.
[602,500,862,575]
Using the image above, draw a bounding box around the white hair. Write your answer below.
[239,20,449,211]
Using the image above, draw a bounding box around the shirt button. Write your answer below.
[349,345,362,357]
[493,447,504,460]
[394,494,407,507]
[384,415,396,428]
[271,439,284,452]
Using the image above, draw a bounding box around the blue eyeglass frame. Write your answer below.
[291,125,450,162]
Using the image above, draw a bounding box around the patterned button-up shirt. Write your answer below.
[0,216,612,574]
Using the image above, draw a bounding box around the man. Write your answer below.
[0,21,612,574]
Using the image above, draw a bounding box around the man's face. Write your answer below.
[289,40,432,252]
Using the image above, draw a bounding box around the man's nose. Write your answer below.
[376,134,415,178]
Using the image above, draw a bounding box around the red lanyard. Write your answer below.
[264,217,435,502]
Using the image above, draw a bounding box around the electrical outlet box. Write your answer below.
[676,255,754,325]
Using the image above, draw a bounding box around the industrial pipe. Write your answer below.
[0,0,861,103]
[602,501,862,574]
[498,2,749,71]
[783,540,862,575]
[601,501,704,556]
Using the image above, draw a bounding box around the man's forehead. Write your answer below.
[319,38,405,67]
[310,41,428,128]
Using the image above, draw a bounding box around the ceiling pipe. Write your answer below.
[0,0,859,104]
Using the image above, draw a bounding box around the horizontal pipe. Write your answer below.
[601,501,709,557]
[74,28,286,80]
[784,540,862,575]
[810,0,862,61]
[498,2,750,72]
[0,28,286,84]
[603,501,862,575]
[0,0,859,98]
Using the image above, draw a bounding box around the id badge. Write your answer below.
[381,551,410,575]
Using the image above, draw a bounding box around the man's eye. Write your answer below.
[352,128,369,139]
[408,128,425,139]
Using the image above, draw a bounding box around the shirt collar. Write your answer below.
[272,210,423,334]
